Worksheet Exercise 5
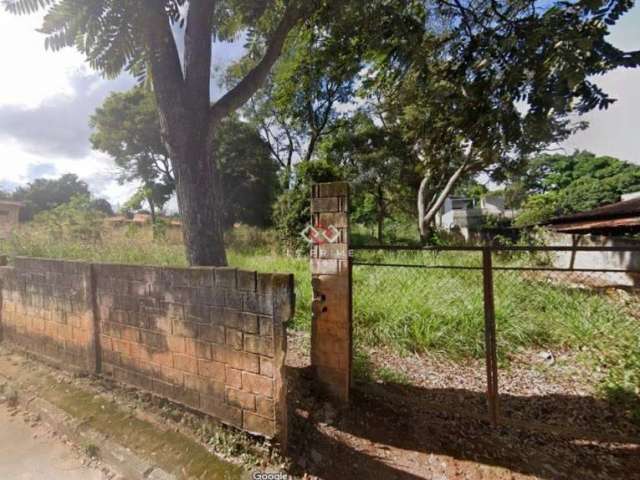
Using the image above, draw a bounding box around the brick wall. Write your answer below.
[0,257,97,371]
[0,257,294,442]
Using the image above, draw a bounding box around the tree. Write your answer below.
[214,116,279,228]
[377,1,640,242]
[319,111,420,243]
[274,160,342,254]
[34,194,107,243]
[304,0,639,241]
[232,24,356,190]
[90,198,115,216]
[12,174,91,220]
[514,151,640,225]
[6,0,321,265]
[90,88,173,223]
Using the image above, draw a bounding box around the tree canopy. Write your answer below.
[214,115,280,228]
[5,0,318,265]
[91,87,174,222]
[6,0,640,251]
[12,174,93,220]
[514,151,640,226]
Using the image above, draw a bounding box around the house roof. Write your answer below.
[0,200,24,208]
[547,197,640,233]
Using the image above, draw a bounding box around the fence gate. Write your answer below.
[350,243,640,426]
[309,182,640,432]
[350,245,500,423]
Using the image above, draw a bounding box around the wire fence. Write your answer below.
[350,245,640,425]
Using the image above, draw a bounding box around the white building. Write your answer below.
[436,194,508,240]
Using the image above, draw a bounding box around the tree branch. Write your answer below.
[143,0,186,137]
[184,0,215,105]
[209,2,306,124]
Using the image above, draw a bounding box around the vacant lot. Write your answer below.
[2,226,639,423]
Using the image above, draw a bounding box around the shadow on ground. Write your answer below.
[287,367,640,480]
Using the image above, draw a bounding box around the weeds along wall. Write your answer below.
[0,255,294,442]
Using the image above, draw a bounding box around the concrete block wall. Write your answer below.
[0,257,294,441]
[544,232,640,287]
[0,257,97,372]
[310,182,352,402]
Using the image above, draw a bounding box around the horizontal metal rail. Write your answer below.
[350,245,640,253]
[351,261,640,274]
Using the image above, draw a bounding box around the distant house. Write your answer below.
[436,194,510,240]
[0,201,23,239]
[133,213,152,224]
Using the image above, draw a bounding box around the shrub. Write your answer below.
[273,160,343,255]
[515,192,560,227]
[33,195,105,243]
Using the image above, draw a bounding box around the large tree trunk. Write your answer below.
[143,0,306,265]
[418,163,468,243]
[171,134,227,266]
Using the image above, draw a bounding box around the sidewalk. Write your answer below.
[0,404,106,480]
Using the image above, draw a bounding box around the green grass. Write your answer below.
[2,226,639,415]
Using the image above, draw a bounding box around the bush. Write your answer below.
[33,195,105,243]
[273,160,343,255]
[514,192,560,227]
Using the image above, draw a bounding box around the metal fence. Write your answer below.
[349,244,640,426]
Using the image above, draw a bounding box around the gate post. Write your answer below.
[310,182,352,403]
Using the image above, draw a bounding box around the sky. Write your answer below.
[0,6,638,208]
[0,9,245,208]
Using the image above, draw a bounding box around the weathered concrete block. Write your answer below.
[1,256,294,445]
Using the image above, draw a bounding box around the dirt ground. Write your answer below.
[1,337,638,480]
[285,332,640,480]
[0,403,108,480]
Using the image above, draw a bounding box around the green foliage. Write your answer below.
[92,87,279,228]
[515,193,561,227]
[91,87,174,218]
[455,180,489,202]
[33,195,106,243]
[482,213,512,229]
[12,173,93,221]
[319,111,422,240]
[214,116,280,228]
[310,0,640,237]
[273,160,343,255]
[514,151,640,224]
[90,198,114,216]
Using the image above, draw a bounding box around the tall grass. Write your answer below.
[351,249,640,359]
[2,223,639,415]
[1,226,637,360]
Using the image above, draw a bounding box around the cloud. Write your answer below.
[0,70,134,159]
[26,162,57,179]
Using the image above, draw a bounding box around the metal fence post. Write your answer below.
[482,247,499,425]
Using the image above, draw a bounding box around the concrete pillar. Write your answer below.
[310,182,351,402]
